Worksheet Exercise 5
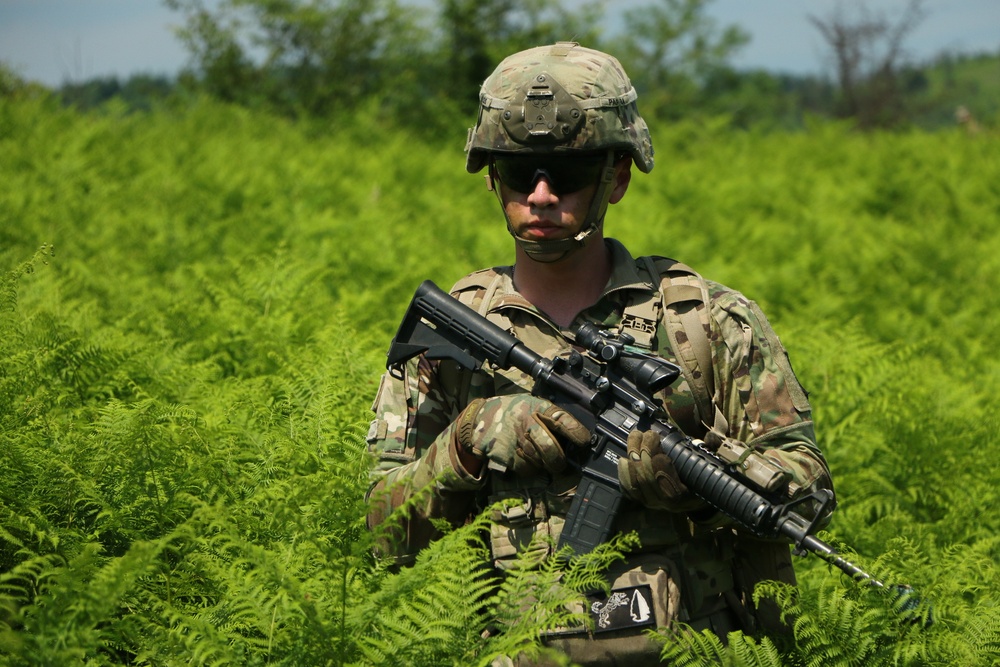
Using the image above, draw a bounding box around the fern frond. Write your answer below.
[0,245,55,315]
[351,513,496,666]
[657,627,728,666]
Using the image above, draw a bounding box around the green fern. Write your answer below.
[351,512,498,666]
[656,627,786,667]
[2,97,999,665]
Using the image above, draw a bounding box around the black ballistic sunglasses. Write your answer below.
[492,154,610,195]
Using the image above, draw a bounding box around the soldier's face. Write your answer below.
[495,155,631,243]
[499,175,597,243]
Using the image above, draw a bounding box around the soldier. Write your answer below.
[366,42,834,665]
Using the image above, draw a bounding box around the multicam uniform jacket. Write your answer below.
[366,238,834,634]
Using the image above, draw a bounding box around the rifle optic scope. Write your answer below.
[574,322,680,396]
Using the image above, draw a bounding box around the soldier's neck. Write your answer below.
[512,238,612,329]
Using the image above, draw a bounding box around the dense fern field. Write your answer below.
[1,94,999,665]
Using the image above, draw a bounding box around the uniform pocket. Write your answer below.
[488,497,552,569]
[600,552,682,630]
[541,553,682,666]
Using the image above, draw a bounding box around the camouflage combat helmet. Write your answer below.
[466,41,654,173]
[465,42,654,262]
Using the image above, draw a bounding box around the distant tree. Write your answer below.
[775,72,838,122]
[119,74,177,110]
[609,0,750,120]
[0,61,51,100]
[163,0,612,129]
[55,74,175,112]
[432,0,607,116]
[58,76,123,109]
[164,0,427,116]
[808,0,927,128]
[165,0,260,105]
[1,62,29,97]
[699,68,808,130]
[439,0,498,112]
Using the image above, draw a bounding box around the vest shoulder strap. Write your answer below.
[638,256,726,434]
[450,267,510,320]
[443,268,510,406]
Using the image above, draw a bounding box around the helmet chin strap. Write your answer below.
[490,151,617,264]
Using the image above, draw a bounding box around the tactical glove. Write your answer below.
[618,429,696,510]
[452,394,591,474]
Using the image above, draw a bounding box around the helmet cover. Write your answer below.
[465,42,654,174]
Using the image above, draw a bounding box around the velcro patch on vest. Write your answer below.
[587,585,655,633]
[621,313,657,336]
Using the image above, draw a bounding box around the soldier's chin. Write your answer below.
[523,246,576,264]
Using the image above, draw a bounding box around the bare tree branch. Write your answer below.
[809,0,926,128]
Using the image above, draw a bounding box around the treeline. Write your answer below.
[5,0,999,133]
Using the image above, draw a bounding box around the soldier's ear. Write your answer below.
[609,156,632,204]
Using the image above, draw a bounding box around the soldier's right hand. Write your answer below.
[452,394,591,474]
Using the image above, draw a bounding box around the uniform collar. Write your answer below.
[603,238,656,294]
[485,238,656,316]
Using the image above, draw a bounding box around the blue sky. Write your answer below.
[1,0,998,86]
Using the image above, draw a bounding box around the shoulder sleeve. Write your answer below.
[709,284,810,438]
[707,284,834,504]
[367,355,465,474]
[450,267,501,294]
[367,267,508,476]
[365,354,486,562]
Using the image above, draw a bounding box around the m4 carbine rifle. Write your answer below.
[386,280,885,587]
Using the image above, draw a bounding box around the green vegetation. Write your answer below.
[16,0,992,133]
[909,51,1000,127]
[1,90,999,664]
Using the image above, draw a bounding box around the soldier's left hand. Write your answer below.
[618,429,694,510]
